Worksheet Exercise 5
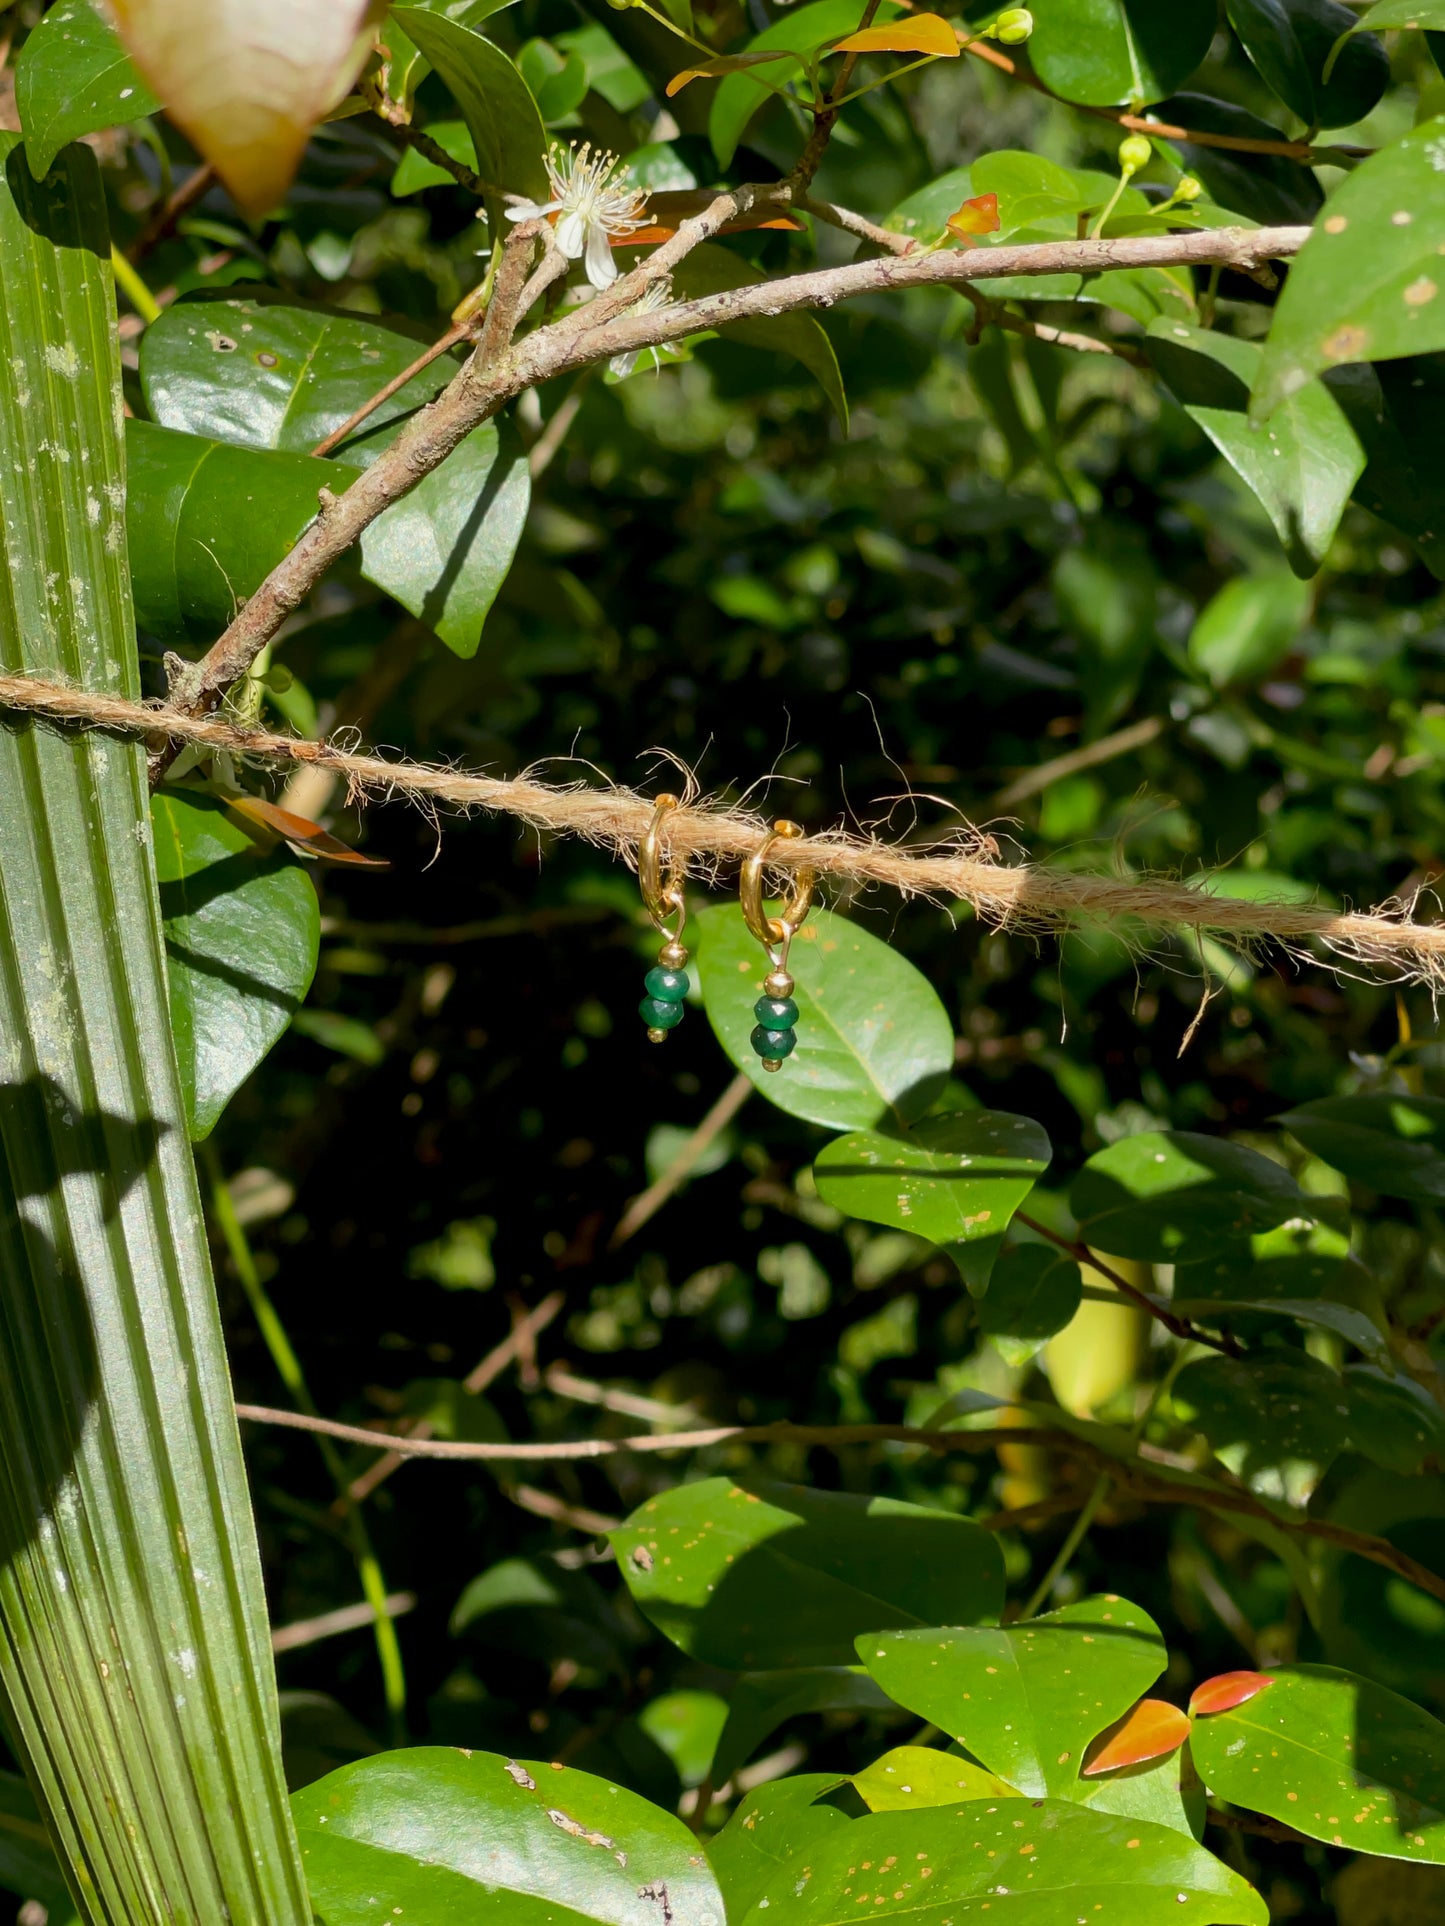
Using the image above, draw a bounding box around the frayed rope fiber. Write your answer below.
[6,670,1445,984]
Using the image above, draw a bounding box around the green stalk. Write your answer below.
[0,137,308,1923]
[203,1145,409,1738]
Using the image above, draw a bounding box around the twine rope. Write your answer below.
[5,670,1444,982]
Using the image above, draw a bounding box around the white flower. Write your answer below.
[507,141,648,289]
[609,277,678,378]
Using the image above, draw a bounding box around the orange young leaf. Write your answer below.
[1189,1671,1276,1718]
[831,13,959,56]
[665,49,799,96]
[946,192,1000,241]
[1081,1699,1190,1777]
[226,794,388,867]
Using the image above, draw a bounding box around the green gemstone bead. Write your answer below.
[645,966,690,1003]
[750,1024,797,1061]
[640,996,685,1030]
[754,995,798,1030]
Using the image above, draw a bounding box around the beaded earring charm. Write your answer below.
[637,792,691,1043]
[740,819,815,1072]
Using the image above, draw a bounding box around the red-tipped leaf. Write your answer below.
[1189,1671,1276,1718]
[1081,1698,1190,1777]
[227,794,388,866]
[946,192,1000,240]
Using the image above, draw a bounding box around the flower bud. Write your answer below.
[993,7,1033,40]
[1117,133,1152,175]
[1172,173,1202,202]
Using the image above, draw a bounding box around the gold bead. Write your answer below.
[659,941,689,969]
[762,1058,783,1073]
[764,969,794,998]
[647,1027,667,1044]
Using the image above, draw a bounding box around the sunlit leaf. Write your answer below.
[107,0,386,217]
[831,13,959,55]
[391,6,548,199]
[1027,0,1216,106]
[1082,1700,1191,1777]
[713,1670,895,1786]
[665,49,798,96]
[1189,1671,1276,1717]
[709,0,905,165]
[853,1745,1020,1810]
[946,191,1000,240]
[708,1777,849,1925]
[16,0,160,180]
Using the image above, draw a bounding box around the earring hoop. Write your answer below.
[741,820,814,1071]
[637,794,691,1043]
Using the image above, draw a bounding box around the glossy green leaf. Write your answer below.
[391,8,548,200]
[1280,1093,1445,1200]
[977,1242,1083,1364]
[1027,0,1216,106]
[1355,0,1445,20]
[1188,573,1311,684]
[709,0,904,166]
[612,1475,1004,1670]
[713,1669,897,1785]
[1226,0,1388,127]
[0,131,309,1926]
[293,1747,726,1924]
[668,244,847,428]
[151,790,319,1140]
[696,903,954,1132]
[1158,92,1324,228]
[1170,1250,1391,1364]
[813,1111,1052,1295]
[858,1596,1167,1799]
[1344,1365,1445,1474]
[1148,320,1363,576]
[125,419,324,640]
[15,0,160,180]
[637,1690,728,1787]
[1190,1664,1445,1860]
[1080,1745,1207,1841]
[853,1745,1020,1810]
[1173,1353,1351,1492]
[1332,356,1445,579]
[708,1776,849,1924]
[139,291,451,454]
[1253,117,1445,422]
[742,1800,1265,1925]
[1071,1130,1313,1261]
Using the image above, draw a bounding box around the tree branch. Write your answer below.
[1014,1211,1237,1353]
[164,221,1309,723]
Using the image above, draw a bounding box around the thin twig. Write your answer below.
[9,673,1445,984]
[991,716,1167,808]
[232,1403,1445,1606]
[271,1591,415,1654]
[610,1072,753,1248]
[506,1484,620,1534]
[309,322,471,458]
[1014,1213,1235,1352]
[156,220,1305,723]
[127,163,217,262]
[528,372,593,480]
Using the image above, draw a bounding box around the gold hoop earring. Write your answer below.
[740,819,814,1072]
[637,794,690,1044]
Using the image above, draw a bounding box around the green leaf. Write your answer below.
[151,790,320,1140]
[713,1669,897,1785]
[1253,117,1445,423]
[853,1745,1021,1810]
[1225,0,1388,127]
[744,1801,1266,1924]
[1071,1130,1313,1261]
[1170,1250,1391,1364]
[0,131,308,1926]
[977,1242,1083,1364]
[669,243,848,428]
[813,1111,1052,1296]
[291,1008,386,1065]
[518,39,590,121]
[1345,1365,1445,1475]
[391,8,548,200]
[139,291,452,454]
[125,419,324,639]
[293,1747,726,1924]
[1188,572,1312,683]
[637,1690,729,1787]
[15,0,160,180]
[1189,1664,1445,1861]
[708,1776,849,1924]
[709,0,905,167]
[1147,320,1363,576]
[1331,356,1445,578]
[1173,1353,1351,1493]
[858,1596,1168,1800]
[886,166,974,247]
[1355,0,1445,20]
[611,1475,1004,1670]
[1280,1093,1445,1200]
[696,903,954,1132]
[1027,0,1216,107]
